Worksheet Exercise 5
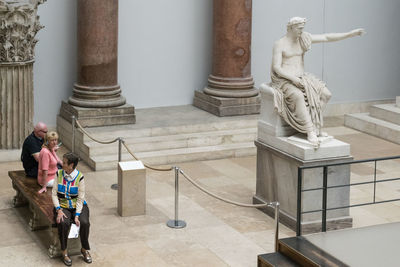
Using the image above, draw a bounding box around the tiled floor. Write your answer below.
[0,126,399,266]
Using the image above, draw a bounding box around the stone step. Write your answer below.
[258,252,300,267]
[81,119,257,141]
[89,142,256,171]
[81,127,257,157]
[344,113,400,144]
[369,104,400,125]
[55,114,258,142]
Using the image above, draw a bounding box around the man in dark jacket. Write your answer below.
[21,122,48,177]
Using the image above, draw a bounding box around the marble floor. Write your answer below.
[0,125,400,266]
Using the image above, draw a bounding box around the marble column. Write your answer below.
[59,0,135,127]
[193,0,260,116]
[0,0,45,149]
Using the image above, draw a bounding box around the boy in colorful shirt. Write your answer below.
[52,152,92,266]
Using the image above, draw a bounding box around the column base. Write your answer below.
[193,90,260,116]
[59,101,135,127]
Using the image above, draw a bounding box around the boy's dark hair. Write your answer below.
[63,152,79,169]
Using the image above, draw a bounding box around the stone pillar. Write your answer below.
[59,0,135,127]
[0,0,45,149]
[193,0,260,116]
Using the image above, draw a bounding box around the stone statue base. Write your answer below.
[254,139,353,234]
[193,90,260,116]
[59,101,135,127]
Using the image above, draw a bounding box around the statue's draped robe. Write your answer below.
[269,32,330,134]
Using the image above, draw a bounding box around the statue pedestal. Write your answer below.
[254,83,353,234]
[254,139,353,234]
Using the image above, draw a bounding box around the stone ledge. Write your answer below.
[257,128,350,161]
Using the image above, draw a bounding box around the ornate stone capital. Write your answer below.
[0,0,46,62]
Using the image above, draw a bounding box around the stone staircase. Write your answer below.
[344,97,400,144]
[56,105,258,171]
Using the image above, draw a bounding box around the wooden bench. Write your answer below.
[9,170,80,258]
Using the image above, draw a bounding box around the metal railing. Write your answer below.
[296,155,400,236]
[70,116,282,251]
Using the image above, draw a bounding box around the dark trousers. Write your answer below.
[54,204,90,251]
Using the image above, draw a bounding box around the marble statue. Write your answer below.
[270,17,364,146]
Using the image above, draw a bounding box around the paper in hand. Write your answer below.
[68,223,80,239]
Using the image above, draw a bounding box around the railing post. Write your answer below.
[373,160,377,203]
[118,137,123,162]
[167,167,186,229]
[111,137,123,191]
[322,166,328,232]
[71,115,76,153]
[274,202,280,252]
[296,167,302,236]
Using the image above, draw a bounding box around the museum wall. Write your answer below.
[33,0,400,126]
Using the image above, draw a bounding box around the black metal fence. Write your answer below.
[296,155,400,236]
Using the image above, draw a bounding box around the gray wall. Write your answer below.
[34,0,400,126]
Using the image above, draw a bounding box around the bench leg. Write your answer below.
[29,203,50,231]
[12,181,28,207]
[48,227,60,258]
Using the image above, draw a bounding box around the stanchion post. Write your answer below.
[71,115,76,153]
[118,137,123,162]
[274,202,280,252]
[111,137,123,191]
[167,166,186,229]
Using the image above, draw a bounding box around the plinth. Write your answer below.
[118,161,146,216]
[193,90,260,116]
[59,101,135,127]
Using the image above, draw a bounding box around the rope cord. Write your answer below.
[122,141,173,172]
[179,169,271,208]
[74,119,274,207]
[75,120,120,144]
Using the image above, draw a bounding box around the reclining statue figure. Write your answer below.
[270,17,364,146]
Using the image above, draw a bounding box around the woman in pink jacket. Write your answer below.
[38,131,62,194]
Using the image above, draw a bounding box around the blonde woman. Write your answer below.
[38,131,62,194]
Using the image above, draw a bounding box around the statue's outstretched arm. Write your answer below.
[311,28,365,43]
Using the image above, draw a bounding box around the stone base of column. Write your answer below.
[59,101,135,127]
[193,90,260,116]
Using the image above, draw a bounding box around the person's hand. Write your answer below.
[54,145,59,152]
[292,77,304,88]
[38,186,47,194]
[74,216,80,227]
[351,28,365,37]
[57,210,67,224]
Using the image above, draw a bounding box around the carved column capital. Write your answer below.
[0,0,46,62]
